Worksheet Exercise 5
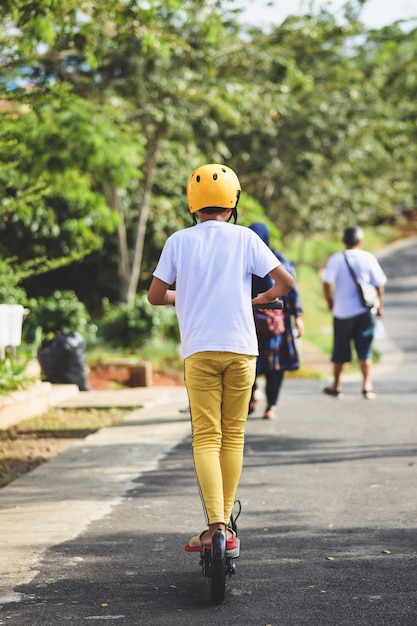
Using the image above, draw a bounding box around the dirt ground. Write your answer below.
[87,365,185,390]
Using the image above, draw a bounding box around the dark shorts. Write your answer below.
[332,312,375,363]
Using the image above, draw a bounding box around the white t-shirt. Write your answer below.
[153,220,280,358]
[323,249,387,319]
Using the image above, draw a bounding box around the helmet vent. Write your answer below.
[196,175,201,182]
[213,173,218,180]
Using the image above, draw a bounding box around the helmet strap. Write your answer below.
[227,208,238,224]
[229,190,240,224]
[192,214,198,225]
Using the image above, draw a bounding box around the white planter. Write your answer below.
[0,304,29,359]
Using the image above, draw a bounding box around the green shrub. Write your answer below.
[24,290,97,344]
[98,293,180,349]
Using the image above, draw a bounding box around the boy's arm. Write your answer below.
[252,264,295,306]
[148,277,176,305]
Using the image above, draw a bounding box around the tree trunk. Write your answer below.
[102,183,131,302]
[125,127,164,305]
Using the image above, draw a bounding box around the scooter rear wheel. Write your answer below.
[210,530,226,604]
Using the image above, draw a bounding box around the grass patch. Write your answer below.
[0,407,127,488]
[286,366,327,380]
[296,265,333,356]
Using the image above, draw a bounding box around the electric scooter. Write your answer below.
[189,301,283,604]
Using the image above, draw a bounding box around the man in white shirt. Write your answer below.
[148,163,294,552]
[322,226,387,399]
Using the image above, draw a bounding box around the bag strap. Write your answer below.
[344,253,360,285]
[344,253,365,301]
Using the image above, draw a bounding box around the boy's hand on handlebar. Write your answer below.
[252,294,282,309]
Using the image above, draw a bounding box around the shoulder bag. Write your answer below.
[343,254,379,309]
[254,307,286,338]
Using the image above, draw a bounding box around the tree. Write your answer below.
[356,22,417,221]
[2,0,416,311]
[1,0,254,304]
[220,7,417,241]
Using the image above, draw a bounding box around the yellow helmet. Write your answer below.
[187,163,241,213]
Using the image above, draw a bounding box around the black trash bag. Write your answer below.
[37,332,90,391]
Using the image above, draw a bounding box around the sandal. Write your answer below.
[362,390,376,400]
[323,386,343,398]
[263,405,276,419]
[185,500,242,553]
[248,400,256,415]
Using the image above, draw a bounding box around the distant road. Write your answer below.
[375,236,417,392]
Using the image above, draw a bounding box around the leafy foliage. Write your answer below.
[0,357,34,394]
[225,12,417,241]
[0,88,138,261]
[0,259,28,304]
[24,290,96,343]
[98,293,180,348]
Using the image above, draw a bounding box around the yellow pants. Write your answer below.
[184,351,256,526]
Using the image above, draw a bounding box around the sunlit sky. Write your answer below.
[239,0,417,29]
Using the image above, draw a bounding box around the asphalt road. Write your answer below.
[0,237,416,626]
